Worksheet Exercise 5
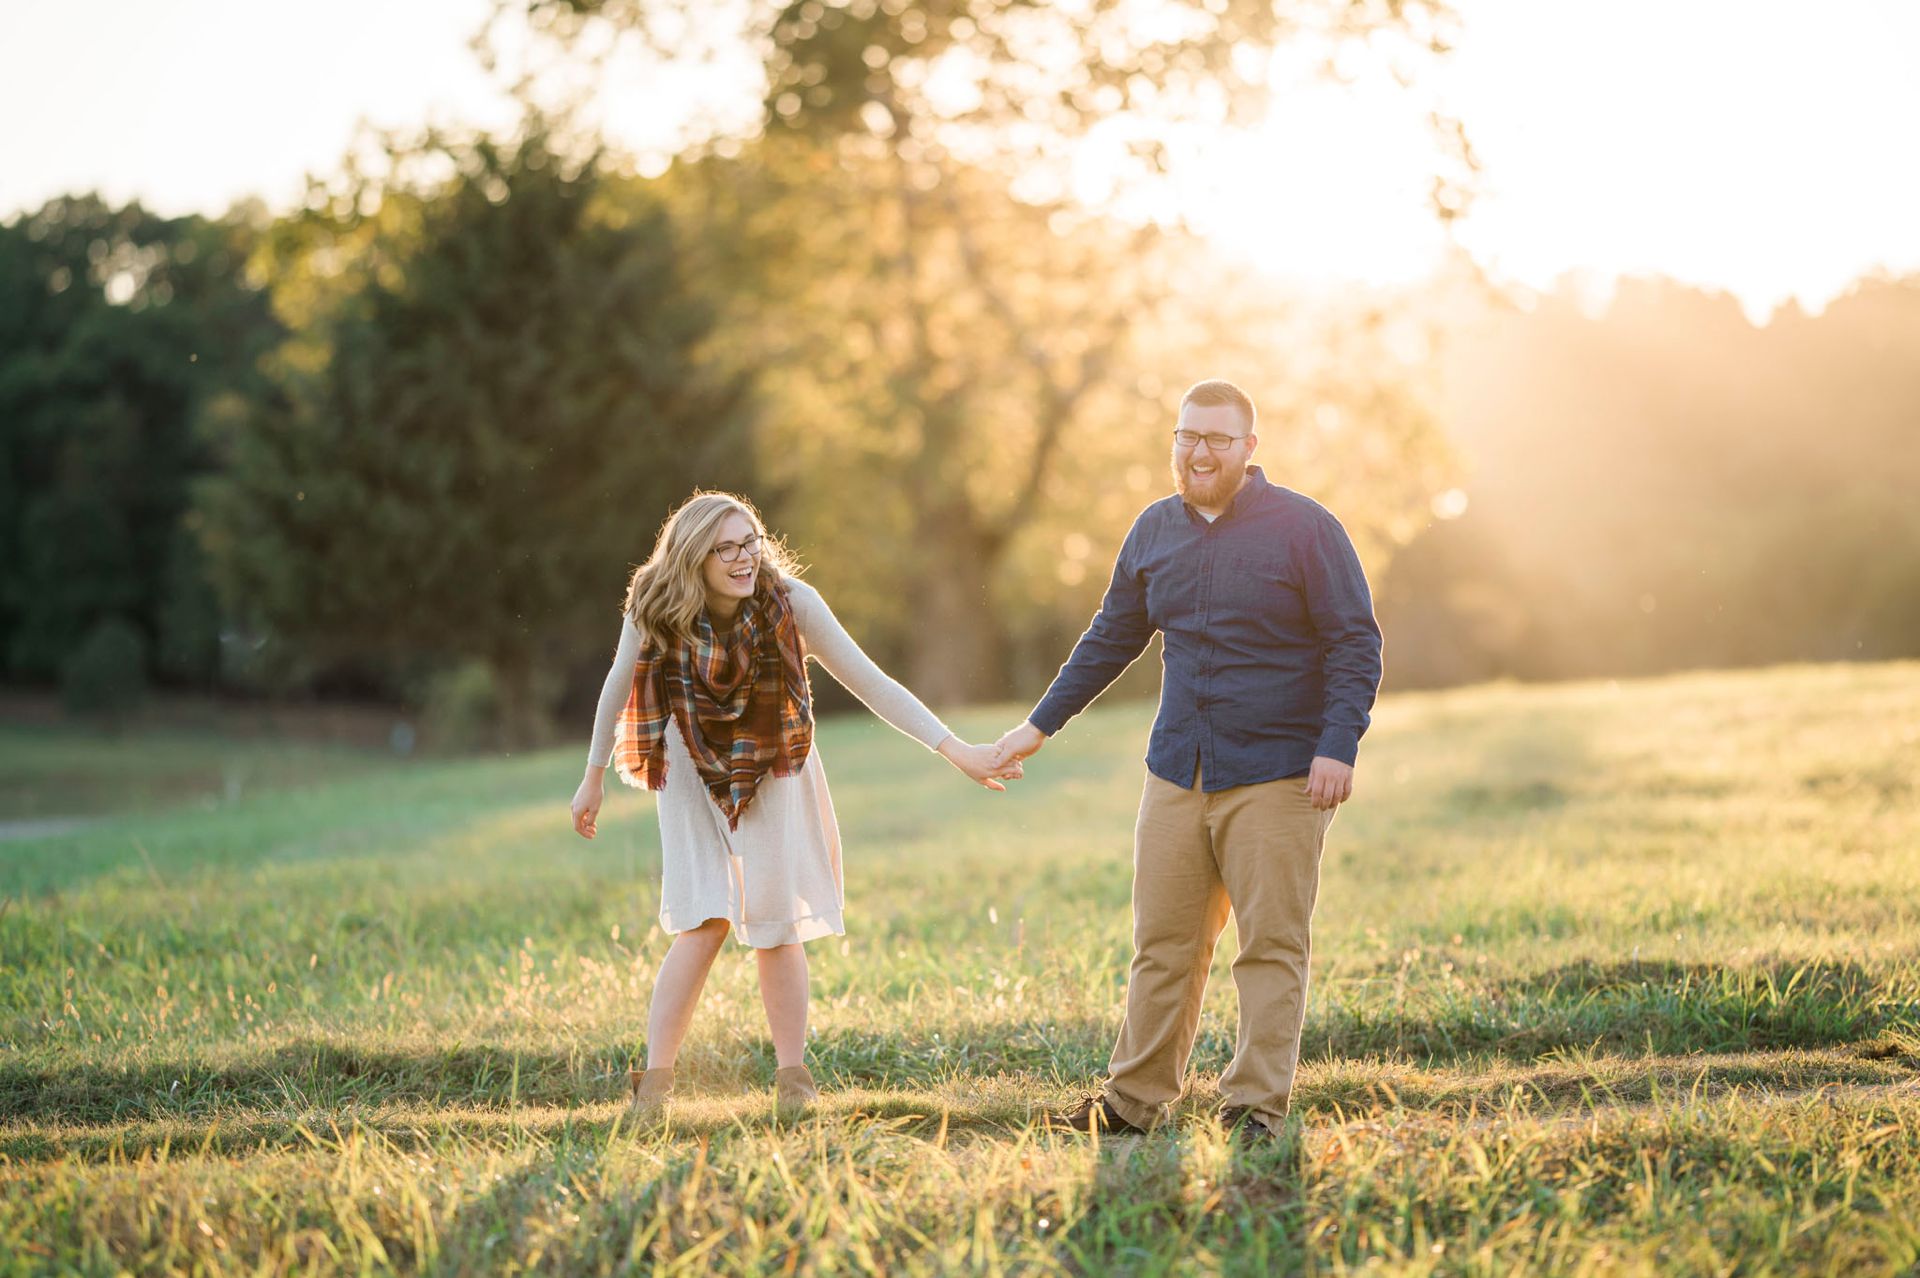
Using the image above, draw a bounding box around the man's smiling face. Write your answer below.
[1171,402,1256,509]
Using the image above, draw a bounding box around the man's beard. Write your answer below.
[1172,453,1248,508]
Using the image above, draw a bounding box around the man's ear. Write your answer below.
[1244,432,1259,458]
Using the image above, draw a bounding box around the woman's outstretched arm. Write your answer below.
[573,617,642,837]
[786,579,1021,790]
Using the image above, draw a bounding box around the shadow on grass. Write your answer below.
[1302,956,1920,1063]
[0,1023,1117,1130]
[1294,1041,1920,1121]
[1015,1115,1313,1271]
[9,957,1919,1136]
[11,1041,1920,1170]
[0,1083,1053,1165]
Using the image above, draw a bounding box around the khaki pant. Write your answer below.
[1103,768,1337,1133]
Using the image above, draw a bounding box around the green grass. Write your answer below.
[5,662,1920,1275]
[0,718,393,822]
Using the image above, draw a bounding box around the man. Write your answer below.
[995,378,1382,1141]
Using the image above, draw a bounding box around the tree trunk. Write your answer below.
[906,513,1008,706]
[492,653,553,751]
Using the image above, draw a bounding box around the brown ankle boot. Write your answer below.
[774,1064,819,1109]
[628,1066,674,1116]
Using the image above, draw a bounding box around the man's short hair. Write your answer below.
[1179,379,1257,430]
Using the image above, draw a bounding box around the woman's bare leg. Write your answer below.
[644,918,731,1069]
[754,943,810,1068]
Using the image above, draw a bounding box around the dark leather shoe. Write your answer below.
[1218,1105,1279,1144]
[1044,1093,1147,1134]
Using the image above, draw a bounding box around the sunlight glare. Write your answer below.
[1117,57,1452,290]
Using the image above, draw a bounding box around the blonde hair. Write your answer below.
[623,491,801,651]
[1180,378,1257,431]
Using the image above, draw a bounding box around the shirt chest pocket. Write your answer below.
[1223,550,1305,621]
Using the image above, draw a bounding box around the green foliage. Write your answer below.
[195,125,755,735]
[650,134,1453,706]
[505,2,1464,706]
[5,663,1920,1271]
[687,139,1450,702]
[0,196,277,689]
[420,658,505,751]
[660,144,1186,702]
[521,0,1458,188]
[58,616,149,717]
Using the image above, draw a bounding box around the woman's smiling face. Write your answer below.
[702,511,763,613]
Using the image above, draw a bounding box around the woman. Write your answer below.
[571,491,1019,1115]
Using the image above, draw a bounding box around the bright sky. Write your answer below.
[3,0,1916,321]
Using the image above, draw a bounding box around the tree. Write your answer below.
[656,138,1453,703]
[0,196,277,692]
[1376,274,1920,687]
[654,140,1181,699]
[195,125,756,740]
[490,0,1466,702]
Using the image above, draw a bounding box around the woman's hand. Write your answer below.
[937,736,1025,791]
[572,768,607,838]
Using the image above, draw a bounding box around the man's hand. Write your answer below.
[937,736,1025,791]
[1305,756,1353,810]
[993,721,1049,767]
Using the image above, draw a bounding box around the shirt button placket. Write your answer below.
[1197,535,1214,788]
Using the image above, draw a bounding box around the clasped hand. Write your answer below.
[937,736,1026,791]
[933,721,1044,794]
[990,721,1047,768]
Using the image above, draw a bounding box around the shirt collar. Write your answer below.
[1234,465,1272,515]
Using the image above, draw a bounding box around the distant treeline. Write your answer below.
[1,135,755,744]
[1379,277,1920,688]
[0,124,1449,740]
[5,138,1915,737]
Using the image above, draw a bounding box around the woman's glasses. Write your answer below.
[709,533,764,563]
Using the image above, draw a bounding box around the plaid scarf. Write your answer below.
[613,577,812,830]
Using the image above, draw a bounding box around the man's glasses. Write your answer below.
[710,533,763,563]
[1172,429,1249,452]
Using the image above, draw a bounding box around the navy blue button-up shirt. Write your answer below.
[1028,466,1383,790]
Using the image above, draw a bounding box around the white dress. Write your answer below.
[587,577,951,948]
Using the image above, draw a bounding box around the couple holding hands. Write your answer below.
[569,379,1382,1140]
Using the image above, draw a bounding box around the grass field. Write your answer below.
[0,717,391,824]
[5,662,1920,1275]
